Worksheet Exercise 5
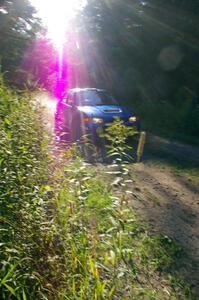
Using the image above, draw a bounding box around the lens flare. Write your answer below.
[31,0,86,50]
[30,0,86,98]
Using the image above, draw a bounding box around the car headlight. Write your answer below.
[92,118,103,124]
[83,117,104,124]
[129,116,137,122]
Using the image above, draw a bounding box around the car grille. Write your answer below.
[102,109,122,113]
[104,117,129,124]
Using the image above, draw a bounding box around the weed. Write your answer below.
[101,117,137,161]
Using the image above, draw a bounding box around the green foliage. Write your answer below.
[102,117,137,160]
[136,97,199,143]
[51,154,193,299]
[0,74,195,299]
[78,0,199,95]
[0,0,41,77]
[140,235,184,271]
[75,0,199,141]
[0,75,53,299]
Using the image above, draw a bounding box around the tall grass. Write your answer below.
[0,76,55,299]
[0,76,195,299]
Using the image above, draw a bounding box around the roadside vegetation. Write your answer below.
[0,0,199,299]
[0,77,196,299]
[136,98,199,145]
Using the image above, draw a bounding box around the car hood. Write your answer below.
[77,105,135,119]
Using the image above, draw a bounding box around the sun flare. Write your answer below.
[31,0,86,49]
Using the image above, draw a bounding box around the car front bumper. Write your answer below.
[83,121,140,144]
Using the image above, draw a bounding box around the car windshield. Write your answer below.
[74,90,117,106]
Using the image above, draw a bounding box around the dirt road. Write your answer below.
[128,134,199,295]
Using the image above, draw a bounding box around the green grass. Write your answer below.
[171,164,199,186]
[0,75,196,299]
[50,157,194,299]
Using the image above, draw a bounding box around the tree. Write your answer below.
[0,0,41,75]
[76,0,199,102]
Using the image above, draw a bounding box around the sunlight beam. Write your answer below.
[31,0,86,50]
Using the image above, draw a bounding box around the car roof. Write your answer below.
[69,88,106,93]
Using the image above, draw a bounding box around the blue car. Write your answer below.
[55,88,140,143]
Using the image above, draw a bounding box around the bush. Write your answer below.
[135,97,199,143]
